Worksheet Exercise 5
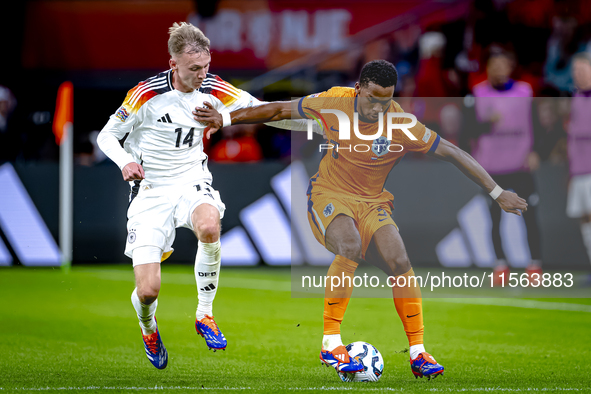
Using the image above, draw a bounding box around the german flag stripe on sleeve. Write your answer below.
[199,74,240,108]
[122,71,172,114]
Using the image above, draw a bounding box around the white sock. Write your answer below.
[195,240,221,321]
[322,334,343,351]
[581,222,591,264]
[410,344,426,360]
[131,288,158,335]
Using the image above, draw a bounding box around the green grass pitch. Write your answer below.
[1,265,590,393]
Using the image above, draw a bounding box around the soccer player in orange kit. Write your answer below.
[193,60,528,379]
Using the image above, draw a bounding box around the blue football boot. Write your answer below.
[195,315,227,351]
[141,321,168,369]
[410,352,444,379]
[320,345,364,373]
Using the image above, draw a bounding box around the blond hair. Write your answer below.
[168,22,210,57]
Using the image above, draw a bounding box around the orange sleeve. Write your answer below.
[296,87,354,131]
[316,87,355,98]
[297,96,335,132]
[391,103,441,154]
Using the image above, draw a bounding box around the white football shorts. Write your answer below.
[567,173,591,218]
[124,181,225,259]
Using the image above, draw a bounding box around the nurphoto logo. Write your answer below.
[306,110,417,154]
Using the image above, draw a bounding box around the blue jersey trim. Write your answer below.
[306,172,321,234]
[298,97,307,119]
[428,134,440,154]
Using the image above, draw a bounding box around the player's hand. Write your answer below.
[193,102,222,139]
[496,190,528,216]
[122,162,145,181]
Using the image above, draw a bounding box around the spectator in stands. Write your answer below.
[566,53,591,269]
[532,91,567,165]
[471,47,543,283]
[415,31,460,97]
[438,103,462,147]
[544,16,582,92]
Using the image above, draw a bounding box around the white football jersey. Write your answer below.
[99,70,295,188]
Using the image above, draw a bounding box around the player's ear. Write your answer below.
[169,58,177,71]
[354,82,361,96]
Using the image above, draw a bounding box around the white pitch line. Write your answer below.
[1,387,586,392]
[0,388,253,392]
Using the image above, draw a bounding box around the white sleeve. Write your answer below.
[97,107,137,170]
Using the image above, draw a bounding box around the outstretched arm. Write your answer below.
[230,100,299,123]
[194,100,300,139]
[428,137,528,215]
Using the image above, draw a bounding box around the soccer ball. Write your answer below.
[337,342,384,382]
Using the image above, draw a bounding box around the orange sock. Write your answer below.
[323,255,358,335]
[391,268,424,346]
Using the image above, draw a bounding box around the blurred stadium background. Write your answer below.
[2,1,591,392]
[0,0,590,271]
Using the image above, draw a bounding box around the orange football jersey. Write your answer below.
[299,87,440,200]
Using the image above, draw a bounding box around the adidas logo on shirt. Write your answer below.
[157,113,173,123]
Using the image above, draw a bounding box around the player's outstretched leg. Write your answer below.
[319,255,364,373]
[391,270,444,379]
[194,239,226,350]
[131,287,168,369]
[367,225,444,379]
[391,269,444,379]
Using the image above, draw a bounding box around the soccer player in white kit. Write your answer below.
[97,22,312,369]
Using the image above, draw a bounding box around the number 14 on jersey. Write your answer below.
[175,127,195,148]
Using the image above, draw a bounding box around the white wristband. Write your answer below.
[221,111,232,128]
[489,185,503,200]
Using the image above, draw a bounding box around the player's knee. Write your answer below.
[137,283,160,304]
[196,221,220,243]
[337,241,362,262]
[386,256,411,276]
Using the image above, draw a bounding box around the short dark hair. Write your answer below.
[359,60,398,88]
[486,45,515,65]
